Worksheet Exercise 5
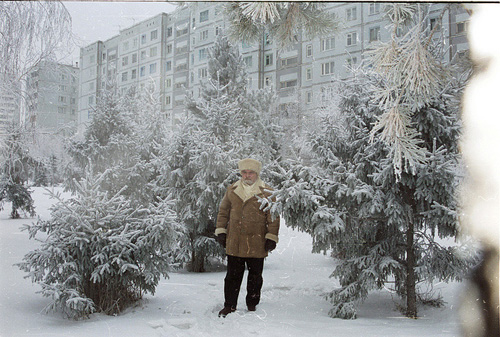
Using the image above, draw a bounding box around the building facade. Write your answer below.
[25,61,79,137]
[0,74,21,140]
[77,2,471,133]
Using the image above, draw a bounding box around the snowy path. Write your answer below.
[1,188,465,336]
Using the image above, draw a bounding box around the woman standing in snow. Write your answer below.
[215,158,280,317]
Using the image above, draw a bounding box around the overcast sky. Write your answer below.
[62,1,177,64]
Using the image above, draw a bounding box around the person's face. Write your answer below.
[241,170,258,185]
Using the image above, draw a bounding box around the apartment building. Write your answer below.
[24,61,79,137]
[77,2,470,133]
[0,74,21,140]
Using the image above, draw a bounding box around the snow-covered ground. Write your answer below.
[1,187,467,336]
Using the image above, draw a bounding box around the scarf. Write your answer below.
[234,178,265,202]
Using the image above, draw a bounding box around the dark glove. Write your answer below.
[216,233,226,248]
[265,239,276,252]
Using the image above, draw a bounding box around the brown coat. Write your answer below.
[215,181,279,258]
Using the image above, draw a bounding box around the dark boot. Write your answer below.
[218,306,236,317]
[247,305,256,312]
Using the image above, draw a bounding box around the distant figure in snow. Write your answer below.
[215,158,280,317]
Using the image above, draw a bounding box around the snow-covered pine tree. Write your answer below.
[156,119,241,272]
[157,35,281,271]
[0,124,36,218]
[17,167,180,319]
[64,86,155,207]
[266,65,475,319]
[124,83,170,204]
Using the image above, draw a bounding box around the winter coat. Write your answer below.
[215,180,279,258]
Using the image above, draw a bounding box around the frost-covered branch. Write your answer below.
[223,2,338,49]
[368,3,450,178]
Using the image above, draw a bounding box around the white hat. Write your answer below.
[238,158,262,175]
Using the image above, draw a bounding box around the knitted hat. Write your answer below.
[238,158,262,175]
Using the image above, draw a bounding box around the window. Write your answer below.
[346,7,357,21]
[265,33,272,45]
[198,67,208,79]
[176,45,188,54]
[175,82,185,89]
[200,29,209,41]
[166,61,172,71]
[430,17,441,31]
[280,57,297,68]
[166,95,171,105]
[321,61,335,75]
[200,10,209,22]
[265,53,273,66]
[280,79,297,89]
[321,86,335,102]
[346,32,357,46]
[243,56,252,67]
[123,41,129,51]
[369,3,380,15]
[141,34,147,44]
[122,56,129,67]
[396,26,404,38]
[265,76,272,86]
[141,50,147,60]
[150,63,157,74]
[192,17,196,28]
[306,68,312,81]
[167,27,173,37]
[122,72,128,82]
[457,21,467,34]
[199,48,207,61]
[88,96,94,105]
[150,29,158,40]
[70,98,76,104]
[131,69,137,79]
[321,37,335,51]
[306,91,313,104]
[150,46,157,57]
[89,82,95,90]
[215,26,220,36]
[177,27,188,37]
[176,63,187,71]
[167,44,172,54]
[58,85,66,91]
[58,96,66,103]
[369,27,380,42]
[140,66,145,77]
[306,45,312,57]
[166,78,172,88]
[346,57,358,68]
[58,107,66,114]
[132,53,137,63]
[133,38,138,48]
[191,53,194,64]
[192,37,196,45]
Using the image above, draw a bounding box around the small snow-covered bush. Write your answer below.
[17,169,179,319]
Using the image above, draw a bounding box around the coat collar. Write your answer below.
[232,178,267,202]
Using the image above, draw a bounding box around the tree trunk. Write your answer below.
[190,249,205,272]
[406,220,417,318]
